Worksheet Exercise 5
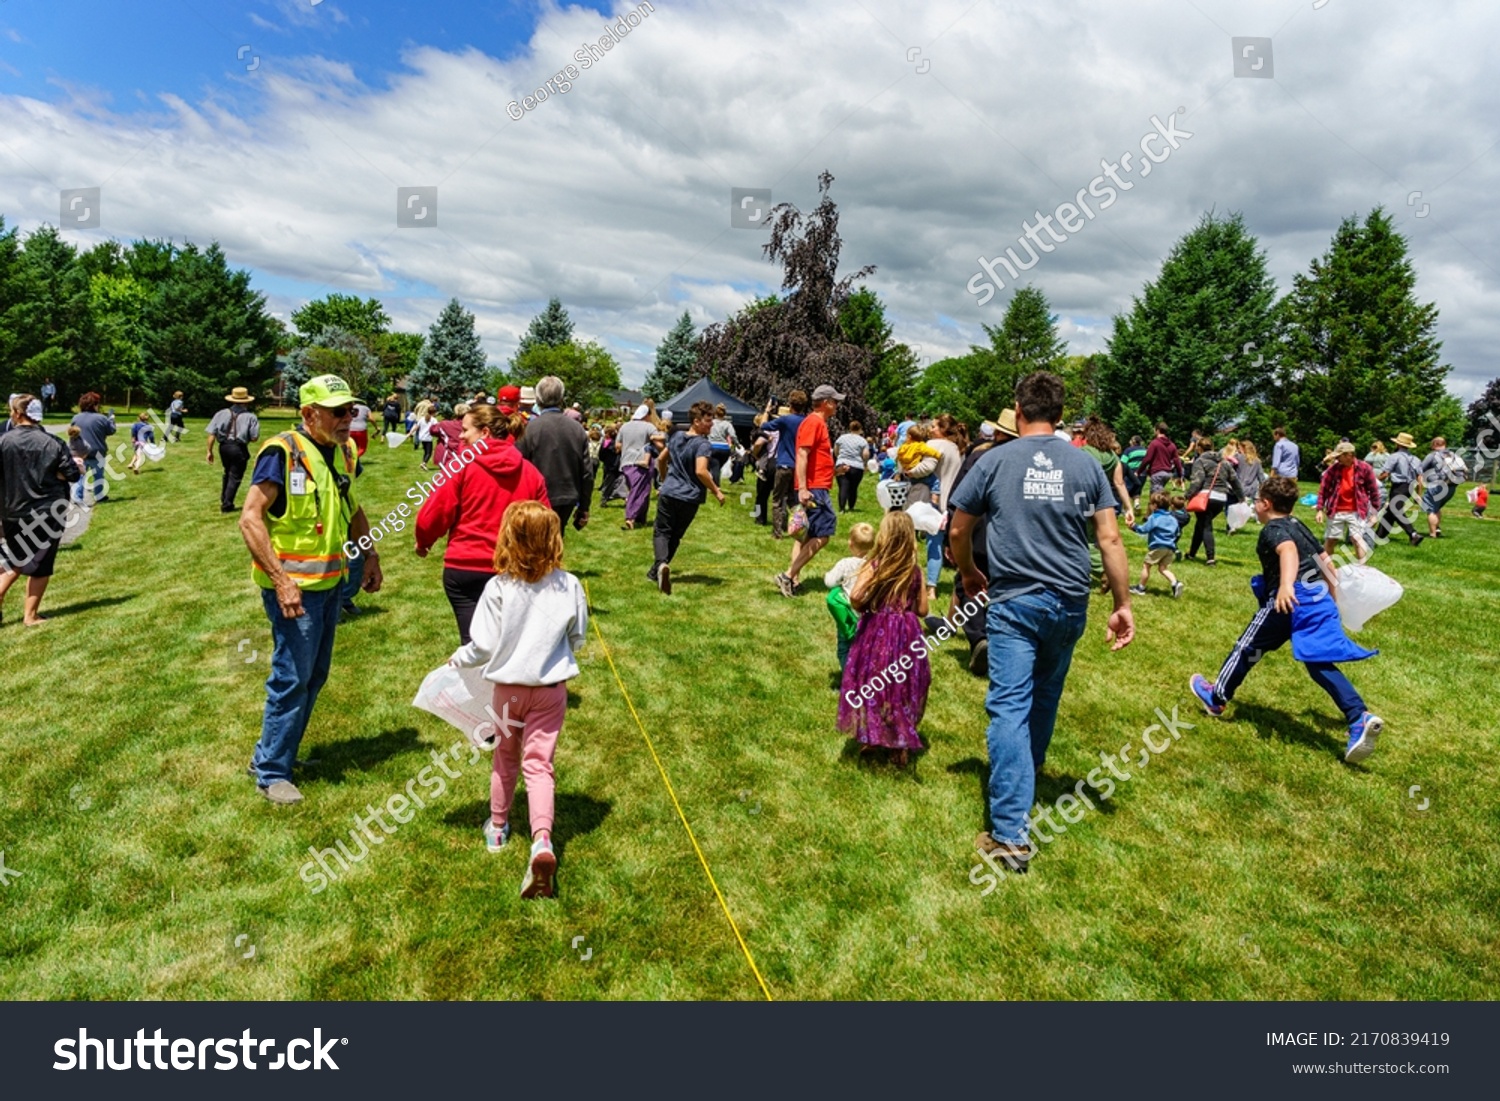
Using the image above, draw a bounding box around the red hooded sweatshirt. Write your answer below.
[415,437,550,572]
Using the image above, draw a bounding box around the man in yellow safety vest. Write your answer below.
[239,374,383,804]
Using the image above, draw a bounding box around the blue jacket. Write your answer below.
[1249,576,1377,664]
[1132,510,1183,551]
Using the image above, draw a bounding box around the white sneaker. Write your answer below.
[520,836,557,899]
[483,820,510,853]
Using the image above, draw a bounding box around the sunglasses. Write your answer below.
[324,405,356,420]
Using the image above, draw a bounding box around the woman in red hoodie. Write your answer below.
[415,404,550,643]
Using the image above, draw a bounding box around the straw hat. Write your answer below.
[224,386,254,403]
[994,408,1019,438]
[1391,431,1417,449]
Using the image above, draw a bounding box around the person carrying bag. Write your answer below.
[1184,444,1242,565]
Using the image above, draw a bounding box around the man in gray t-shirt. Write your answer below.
[950,372,1134,874]
[206,392,261,513]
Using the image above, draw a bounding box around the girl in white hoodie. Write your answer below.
[450,500,588,899]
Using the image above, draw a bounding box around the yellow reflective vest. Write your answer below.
[252,429,359,591]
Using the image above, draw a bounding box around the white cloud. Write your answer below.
[1,0,1496,400]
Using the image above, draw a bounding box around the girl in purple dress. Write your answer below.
[837,510,931,765]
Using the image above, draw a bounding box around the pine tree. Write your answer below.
[511,297,574,371]
[1098,211,1278,438]
[641,311,699,401]
[409,298,489,410]
[1272,208,1452,461]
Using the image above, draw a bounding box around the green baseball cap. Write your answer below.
[300,374,355,408]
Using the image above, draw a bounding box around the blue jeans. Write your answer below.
[983,590,1089,845]
[340,554,365,608]
[925,531,944,587]
[252,585,341,785]
[73,455,107,503]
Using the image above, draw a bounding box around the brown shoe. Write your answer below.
[974,831,1032,872]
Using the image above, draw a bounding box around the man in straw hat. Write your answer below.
[239,375,383,804]
[207,386,262,514]
[1373,431,1424,545]
[1315,441,1380,564]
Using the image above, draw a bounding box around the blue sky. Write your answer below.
[0,1,614,112]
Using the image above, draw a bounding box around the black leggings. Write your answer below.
[443,567,494,645]
[836,468,864,511]
[1189,501,1225,559]
[421,439,434,463]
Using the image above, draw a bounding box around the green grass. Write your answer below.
[2,416,1497,1000]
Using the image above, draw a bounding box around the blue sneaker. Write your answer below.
[1345,712,1383,763]
[1190,674,1225,717]
[483,820,510,853]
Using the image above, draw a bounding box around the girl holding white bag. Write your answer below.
[448,499,588,899]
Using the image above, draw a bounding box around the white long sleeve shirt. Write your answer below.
[450,570,588,686]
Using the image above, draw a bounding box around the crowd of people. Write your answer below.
[2,367,1489,897]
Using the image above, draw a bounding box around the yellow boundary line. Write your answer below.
[585,591,773,1002]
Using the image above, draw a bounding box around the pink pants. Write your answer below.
[490,682,566,837]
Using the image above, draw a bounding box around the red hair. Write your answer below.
[492,500,564,583]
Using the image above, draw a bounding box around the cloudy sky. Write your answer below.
[1,0,1495,398]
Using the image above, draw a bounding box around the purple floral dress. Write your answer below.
[837,567,930,750]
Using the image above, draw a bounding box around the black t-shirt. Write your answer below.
[1256,516,1323,592]
[661,431,712,503]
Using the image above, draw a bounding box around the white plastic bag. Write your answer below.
[143,441,166,462]
[865,458,880,474]
[1226,501,1253,533]
[1335,563,1403,632]
[413,664,499,750]
[385,431,409,449]
[905,500,944,535]
[58,501,92,546]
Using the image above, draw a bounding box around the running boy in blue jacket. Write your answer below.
[1129,491,1185,598]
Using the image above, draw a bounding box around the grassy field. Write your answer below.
[2,413,1497,1000]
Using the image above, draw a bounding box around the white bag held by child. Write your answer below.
[1335,563,1403,633]
[142,441,166,462]
[905,500,944,535]
[413,663,500,750]
[58,501,92,546]
[1226,501,1253,533]
[385,431,409,449]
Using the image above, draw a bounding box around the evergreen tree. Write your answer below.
[696,172,878,426]
[511,297,574,370]
[510,340,622,409]
[408,298,489,409]
[1098,211,1278,438]
[1271,208,1453,462]
[838,288,920,420]
[865,343,920,421]
[913,351,994,425]
[137,241,280,412]
[641,310,700,401]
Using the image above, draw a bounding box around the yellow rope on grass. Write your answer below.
[586,604,774,1002]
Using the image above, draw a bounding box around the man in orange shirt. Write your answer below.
[776,384,842,597]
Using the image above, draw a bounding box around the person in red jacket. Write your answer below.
[415,404,550,643]
[1315,441,1381,565]
[1141,422,1184,500]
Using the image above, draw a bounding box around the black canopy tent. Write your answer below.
[659,377,759,436]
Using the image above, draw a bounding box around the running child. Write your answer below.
[449,500,589,898]
[128,412,155,474]
[836,511,930,766]
[1130,491,1185,598]
[1190,475,1385,763]
[824,521,875,670]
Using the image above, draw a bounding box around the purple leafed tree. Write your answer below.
[696,172,878,428]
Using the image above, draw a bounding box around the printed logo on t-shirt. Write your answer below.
[1023,450,1064,502]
